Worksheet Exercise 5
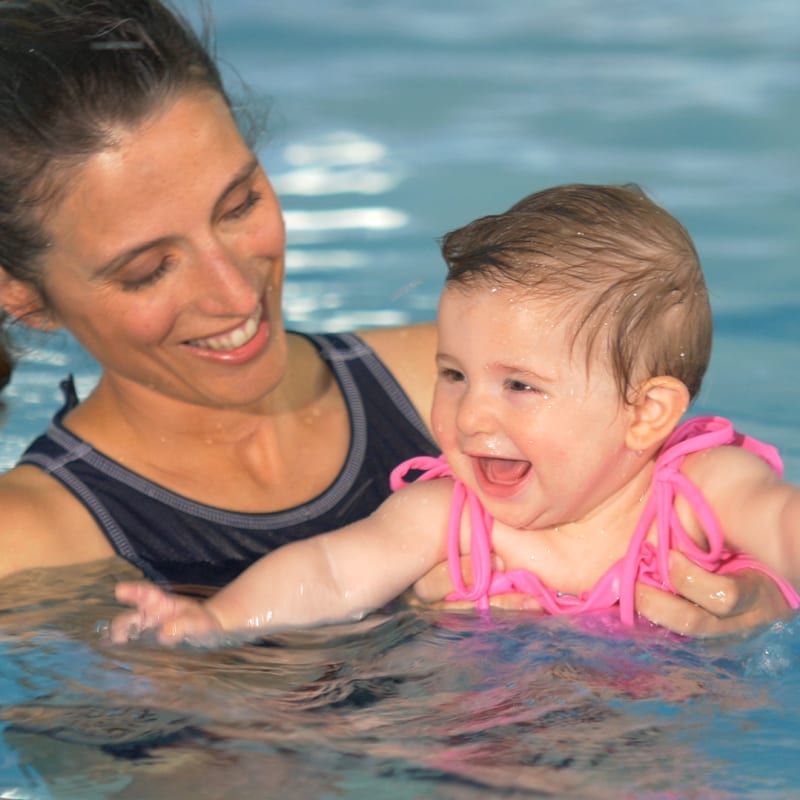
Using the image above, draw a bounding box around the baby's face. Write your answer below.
[431,284,639,530]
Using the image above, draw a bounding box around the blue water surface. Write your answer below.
[0,1,798,797]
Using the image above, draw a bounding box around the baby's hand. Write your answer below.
[111,581,224,645]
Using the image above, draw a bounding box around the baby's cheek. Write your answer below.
[429,403,447,441]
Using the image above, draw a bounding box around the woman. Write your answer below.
[0,0,787,635]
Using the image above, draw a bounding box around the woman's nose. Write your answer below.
[193,244,260,314]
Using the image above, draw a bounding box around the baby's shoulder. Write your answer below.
[680,440,782,510]
[380,472,456,519]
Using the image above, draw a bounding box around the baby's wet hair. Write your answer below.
[440,184,712,402]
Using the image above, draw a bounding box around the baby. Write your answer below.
[112,183,800,644]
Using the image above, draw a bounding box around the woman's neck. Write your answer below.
[61,334,351,511]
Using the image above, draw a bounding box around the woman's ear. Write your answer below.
[625,376,690,452]
[0,268,59,331]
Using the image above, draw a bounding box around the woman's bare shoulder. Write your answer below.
[358,322,437,425]
[0,465,113,576]
[358,321,436,361]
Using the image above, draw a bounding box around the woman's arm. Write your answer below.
[0,466,115,577]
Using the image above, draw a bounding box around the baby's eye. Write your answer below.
[438,367,465,383]
[506,378,537,393]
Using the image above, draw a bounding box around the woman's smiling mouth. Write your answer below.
[186,303,263,352]
[183,302,271,364]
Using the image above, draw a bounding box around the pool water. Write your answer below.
[1,1,799,797]
[1,562,799,798]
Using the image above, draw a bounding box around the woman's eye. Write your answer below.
[120,257,173,292]
[224,189,262,221]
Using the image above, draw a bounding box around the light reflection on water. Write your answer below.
[0,559,798,799]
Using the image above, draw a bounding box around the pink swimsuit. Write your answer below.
[389,416,800,625]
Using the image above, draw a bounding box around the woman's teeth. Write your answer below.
[188,304,262,351]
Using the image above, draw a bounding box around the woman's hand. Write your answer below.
[634,551,793,637]
[410,553,793,636]
[409,557,543,611]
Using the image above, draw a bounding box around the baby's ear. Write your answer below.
[0,268,59,331]
[625,376,689,452]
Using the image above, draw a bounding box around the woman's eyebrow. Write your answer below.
[92,235,172,280]
[211,156,260,217]
[92,157,261,279]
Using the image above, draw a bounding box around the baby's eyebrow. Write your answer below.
[495,362,555,382]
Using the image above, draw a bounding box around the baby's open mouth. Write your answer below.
[478,457,531,485]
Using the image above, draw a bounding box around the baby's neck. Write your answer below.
[491,462,658,594]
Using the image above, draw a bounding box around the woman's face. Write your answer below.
[35,90,288,410]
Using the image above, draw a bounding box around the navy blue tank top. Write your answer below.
[18,332,439,588]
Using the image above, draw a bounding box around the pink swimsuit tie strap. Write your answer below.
[391,419,799,625]
[389,454,452,491]
[617,416,799,624]
[446,481,495,609]
[390,455,495,610]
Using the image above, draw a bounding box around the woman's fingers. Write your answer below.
[412,555,508,604]
[635,584,722,637]
[636,552,793,637]
[411,552,793,636]
[666,551,746,615]
[411,560,456,603]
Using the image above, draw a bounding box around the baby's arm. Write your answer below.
[688,446,800,586]
[112,479,452,644]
